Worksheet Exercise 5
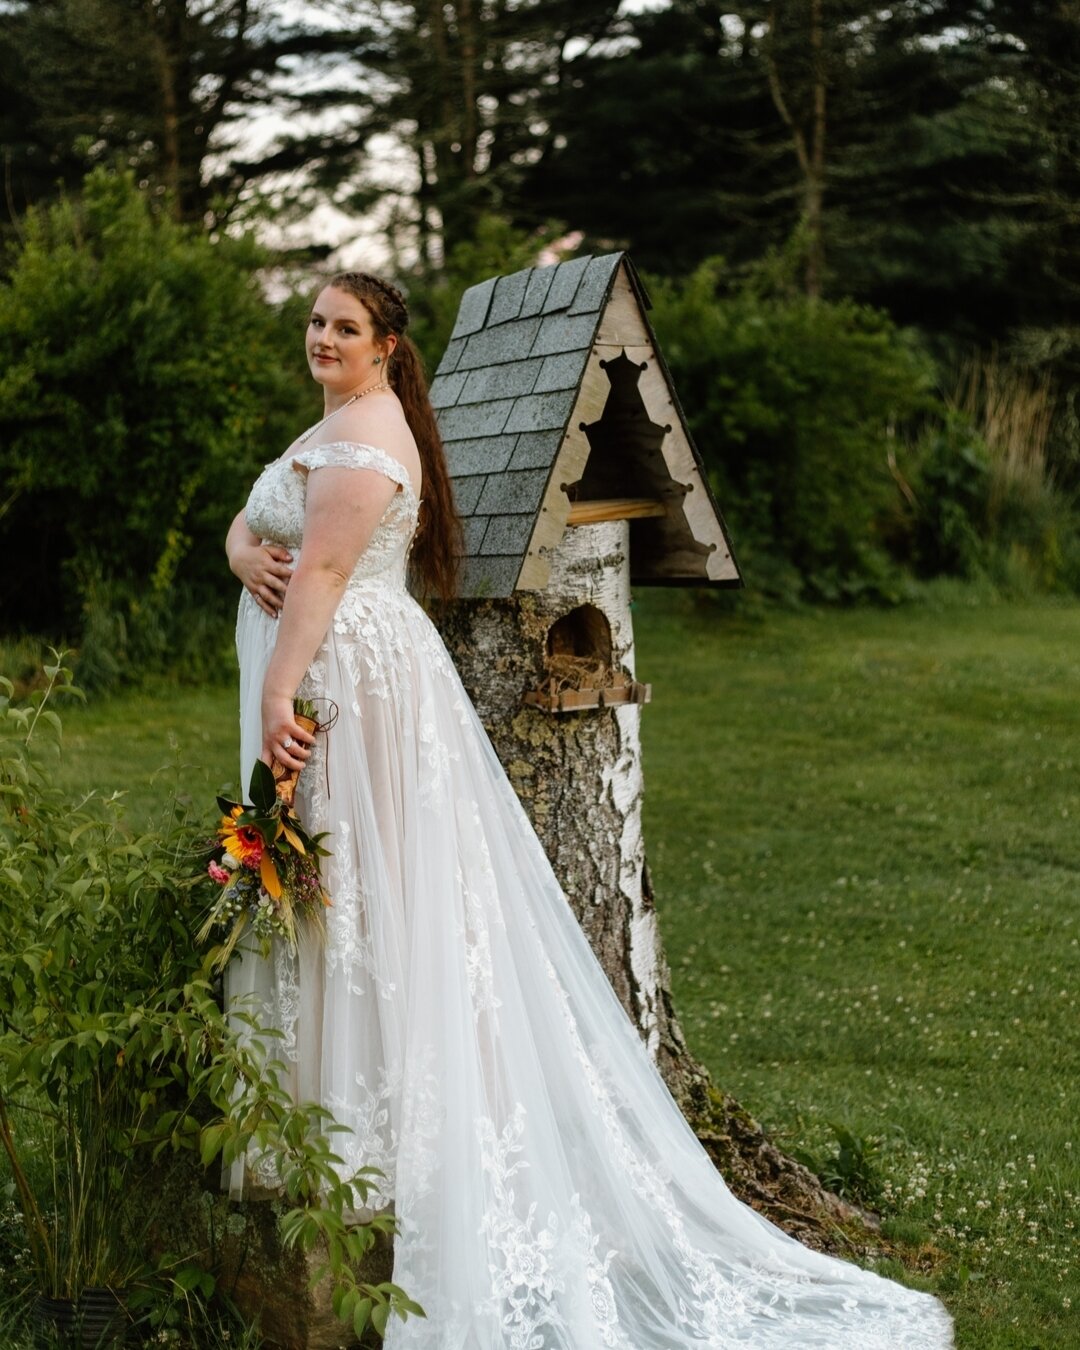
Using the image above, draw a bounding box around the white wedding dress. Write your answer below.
[227,441,953,1348]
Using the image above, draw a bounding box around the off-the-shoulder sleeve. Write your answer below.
[292,441,414,495]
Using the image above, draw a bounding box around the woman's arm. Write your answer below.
[226,510,295,619]
[260,466,399,772]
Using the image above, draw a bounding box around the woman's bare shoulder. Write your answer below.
[332,396,422,487]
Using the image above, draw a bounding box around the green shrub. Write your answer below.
[903,415,991,580]
[647,256,937,603]
[897,404,1080,595]
[0,167,311,684]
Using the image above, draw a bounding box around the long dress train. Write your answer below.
[226,441,953,1348]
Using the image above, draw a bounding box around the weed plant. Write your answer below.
[0,662,420,1345]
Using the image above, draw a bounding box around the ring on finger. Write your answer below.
[283,735,294,749]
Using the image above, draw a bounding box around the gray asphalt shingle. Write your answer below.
[435,337,467,376]
[487,269,532,327]
[458,317,543,371]
[507,430,561,471]
[445,434,520,477]
[479,514,536,555]
[450,275,497,339]
[529,313,600,359]
[437,399,516,441]
[503,389,579,435]
[427,370,469,408]
[532,350,588,394]
[461,554,522,598]
[542,254,592,313]
[568,253,622,315]
[451,474,485,515]
[458,360,543,405]
[519,264,559,319]
[476,468,550,516]
[462,516,489,553]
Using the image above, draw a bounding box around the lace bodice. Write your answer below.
[243,441,419,591]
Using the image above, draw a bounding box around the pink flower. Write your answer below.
[207,860,231,885]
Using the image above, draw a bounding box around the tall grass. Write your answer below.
[950,353,1057,522]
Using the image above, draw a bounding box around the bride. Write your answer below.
[223,270,953,1348]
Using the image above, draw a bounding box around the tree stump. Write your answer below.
[437,520,871,1251]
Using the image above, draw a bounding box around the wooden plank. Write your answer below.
[594,264,648,346]
[567,498,666,525]
[522,682,653,713]
[635,359,740,583]
[519,259,740,588]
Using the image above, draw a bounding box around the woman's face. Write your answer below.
[305,286,395,395]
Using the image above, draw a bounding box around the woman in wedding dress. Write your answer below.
[223,271,953,1348]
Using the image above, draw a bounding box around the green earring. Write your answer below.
[373,356,382,365]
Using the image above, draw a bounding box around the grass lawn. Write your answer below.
[636,592,1080,1349]
[27,595,1080,1347]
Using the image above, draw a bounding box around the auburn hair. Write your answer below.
[325,271,462,603]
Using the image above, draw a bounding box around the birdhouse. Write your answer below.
[430,250,739,598]
[431,252,739,1097]
[430,250,740,714]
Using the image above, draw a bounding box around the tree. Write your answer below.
[0,0,379,228]
[0,0,625,259]
[512,1,1053,340]
[0,169,308,677]
[326,0,626,267]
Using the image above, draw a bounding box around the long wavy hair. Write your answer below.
[325,271,462,603]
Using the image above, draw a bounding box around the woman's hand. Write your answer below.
[230,540,294,618]
[261,693,316,773]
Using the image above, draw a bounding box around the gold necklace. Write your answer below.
[297,378,390,444]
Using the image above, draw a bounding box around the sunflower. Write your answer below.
[220,806,265,868]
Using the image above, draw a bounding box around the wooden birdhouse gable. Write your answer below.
[430,252,740,597]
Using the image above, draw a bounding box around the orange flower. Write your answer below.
[220,807,265,868]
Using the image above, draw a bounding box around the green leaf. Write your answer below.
[173,1264,210,1294]
[353,1297,374,1336]
[249,759,278,812]
[199,1122,225,1166]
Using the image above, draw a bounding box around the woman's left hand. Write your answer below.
[261,693,315,773]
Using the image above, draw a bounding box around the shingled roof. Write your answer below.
[430,251,740,598]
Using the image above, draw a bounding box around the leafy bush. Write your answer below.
[902,415,992,581]
[0,167,311,686]
[793,1123,884,1207]
[0,659,421,1340]
[897,405,1080,595]
[647,256,937,603]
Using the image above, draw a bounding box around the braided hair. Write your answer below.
[327,271,462,603]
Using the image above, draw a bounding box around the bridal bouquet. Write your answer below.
[197,701,332,970]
